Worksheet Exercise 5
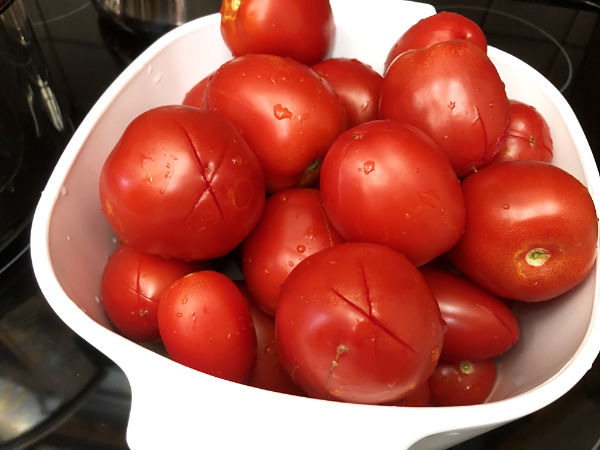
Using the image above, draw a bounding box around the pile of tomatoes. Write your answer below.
[97,0,598,407]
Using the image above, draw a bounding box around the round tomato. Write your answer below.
[204,54,347,192]
[450,160,598,302]
[311,58,383,128]
[429,359,497,406]
[241,188,345,316]
[220,0,335,66]
[380,40,510,177]
[276,242,444,404]
[384,11,487,72]
[100,242,199,342]
[158,271,257,383]
[320,120,465,266]
[491,100,553,164]
[420,266,519,362]
[99,106,265,261]
[182,71,215,108]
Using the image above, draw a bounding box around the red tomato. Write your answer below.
[219,0,335,66]
[380,40,510,177]
[204,54,347,192]
[384,11,487,72]
[100,243,199,342]
[429,359,497,406]
[320,120,465,266]
[242,286,305,395]
[276,242,445,404]
[311,58,383,128]
[491,100,553,164]
[158,271,257,383]
[241,188,345,316]
[99,106,265,261]
[182,71,215,108]
[420,266,519,362]
[450,161,598,302]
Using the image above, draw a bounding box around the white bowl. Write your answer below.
[30,1,600,449]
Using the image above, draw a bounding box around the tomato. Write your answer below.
[276,242,444,404]
[384,11,487,72]
[311,58,383,128]
[100,242,199,342]
[380,40,510,177]
[205,54,347,192]
[240,284,305,395]
[420,266,519,362]
[219,0,335,66]
[390,381,431,407]
[99,106,265,261]
[320,120,465,266]
[241,188,345,316]
[158,271,257,383]
[182,71,215,108]
[429,359,497,406]
[491,100,553,164]
[450,160,598,302]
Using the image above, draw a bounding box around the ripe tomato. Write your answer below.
[100,243,199,342]
[420,266,519,362]
[99,106,265,261]
[219,0,335,66]
[158,271,257,383]
[450,160,598,302]
[311,58,383,128]
[241,188,345,316]
[491,100,553,164]
[384,11,487,72]
[429,359,497,406]
[276,242,445,404]
[380,40,510,176]
[182,71,215,108]
[320,120,465,266]
[240,284,304,395]
[204,54,347,192]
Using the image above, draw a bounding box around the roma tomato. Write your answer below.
[450,160,598,302]
[384,11,487,72]
[241,188,345,316]
[429,359,497,406]
[205,54,347,192]
[491,100,553,164]
[99,106,265,261]
[311,58,383,128]
[420,266,519,362]
[100,243,199,342]
[320,120,465,266]
[219,0,335,66]
[380,40,510,176]
[158,271,257,383]
[276,242,445,404]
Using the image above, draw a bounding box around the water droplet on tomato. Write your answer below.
[296,245,306,253]
[360,101,369,111]
[448,100,456,111]
[503,203,510,209]
[288,261,294,267]
[363,160,375,175]
[176,312,183,317]
[274,104,293,120]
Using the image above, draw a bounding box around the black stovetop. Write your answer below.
[1,1,599,449]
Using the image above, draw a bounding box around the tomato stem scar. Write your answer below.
[526,248,551,267]
[459,360,474,375]
[326,344,349,392]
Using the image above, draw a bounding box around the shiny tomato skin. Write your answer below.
[429,359,497,406]
[99,106,265,261]
[182,71,215,108]
[384,11,487,72]
[276,242,445,404]
[450,160,598,302]
[220,0,335,66]
[241,188,345,316]
[380,40,510,177]
[420,266,519,362]
[205,54,347,192]
[100,243,198,342]
[491,100,553,164]
[320,120,465,266]
[158,271,257,383]
[311,58,383,128]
